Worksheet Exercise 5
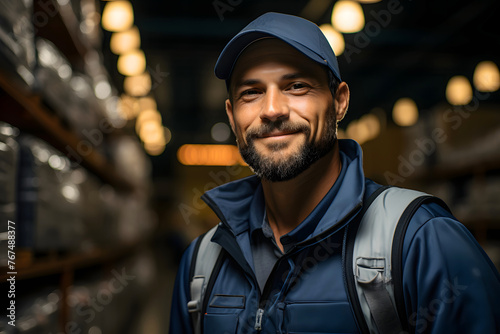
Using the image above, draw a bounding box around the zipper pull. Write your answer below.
[254,308,264,330]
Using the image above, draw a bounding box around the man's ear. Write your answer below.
[334,82,350,123]
[225,98,236,134]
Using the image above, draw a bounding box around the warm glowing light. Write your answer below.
[177,144,246,166]
[473,61,500,92]
[361,113,380,140]
[110,26,140,54]
[144,142,165,156]
[346,120,370,144]
[164,127,172,145]
[123,72,151,97]
[117,94,140,120]
[319,24,345,56]
[331,1,365,33]
[446,76,473,106]
[139,120,164,144]
[117,49,146,76]
[138,96,157,111]
[392,98,418,126]
[101,1,134,32]
[135,109,162,133]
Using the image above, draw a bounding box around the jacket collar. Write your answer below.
[201,139,366,241]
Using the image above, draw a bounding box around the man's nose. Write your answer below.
[260,87,289,122]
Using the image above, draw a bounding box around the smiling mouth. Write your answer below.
[258,130,301,139]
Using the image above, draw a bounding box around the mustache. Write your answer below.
[245,120,310,139]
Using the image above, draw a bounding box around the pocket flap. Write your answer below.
[209,294,245,309]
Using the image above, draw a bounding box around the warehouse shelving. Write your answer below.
[0,1,155,332]
[0,69,134,192]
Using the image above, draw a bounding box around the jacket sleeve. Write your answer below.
[169,239,197,334]
[402,203,500,333]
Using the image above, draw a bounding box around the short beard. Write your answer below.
[238,115,337,182]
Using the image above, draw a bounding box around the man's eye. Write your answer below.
[240,89,260,97]
[289,83,308,90]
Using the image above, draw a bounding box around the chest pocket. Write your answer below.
[283,301,358,334]
[204,294,244,333]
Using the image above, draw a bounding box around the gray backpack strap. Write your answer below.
[187,225,222,334]
[353,187,427,334]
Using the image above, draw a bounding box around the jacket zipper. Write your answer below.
[202,195,268,331]
[254,308,264,330]
[202,193,363,333]
[253,203,363,331]
[253,251,284,331]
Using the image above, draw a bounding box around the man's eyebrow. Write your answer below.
[235,79,261,89]
[235,72,310,89]
[281,72,308,80]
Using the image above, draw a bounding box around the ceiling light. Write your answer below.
[123,72,151,97]
[110,26,140,55]
[446,76,472,105]
[138,96,157,111]
[139,120,164,144]
[101,1,134,32]
[117,49,146,76]
[319,24,345,56]
[347,119,371,145]
[331,1,365,33]
[473,61,500,92]
[392,98,418,126]
[361,113,380,140]
[117,94,140,120]
[135,109,162,133]
[144,142,166,156]
[164,127,172,145]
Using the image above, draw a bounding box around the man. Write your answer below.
[169,12,500,333]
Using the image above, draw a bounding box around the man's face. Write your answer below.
[225,38,340,182]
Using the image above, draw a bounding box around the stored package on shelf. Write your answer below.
[35,38,103,137]
[14,287,61,334]
[0,319,14,334]
[454,176,500,223]
[110,136,152,188]
[68,259,144,334]
[433,106,500,170]
[76,168,120,249]
[17,135,84,252]
[0,0,36,88]
[0,122,19,267]
[78,167,156,249]
[117,193,156,244]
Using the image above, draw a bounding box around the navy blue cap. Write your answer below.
[214,12,341,82]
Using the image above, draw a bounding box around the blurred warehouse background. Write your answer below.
[0,0,499,333]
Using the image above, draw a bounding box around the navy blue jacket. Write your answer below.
[169,140,500,333]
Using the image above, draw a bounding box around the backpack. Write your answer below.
[187,186,450,334]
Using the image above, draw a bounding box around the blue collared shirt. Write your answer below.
[249,151,349,291]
